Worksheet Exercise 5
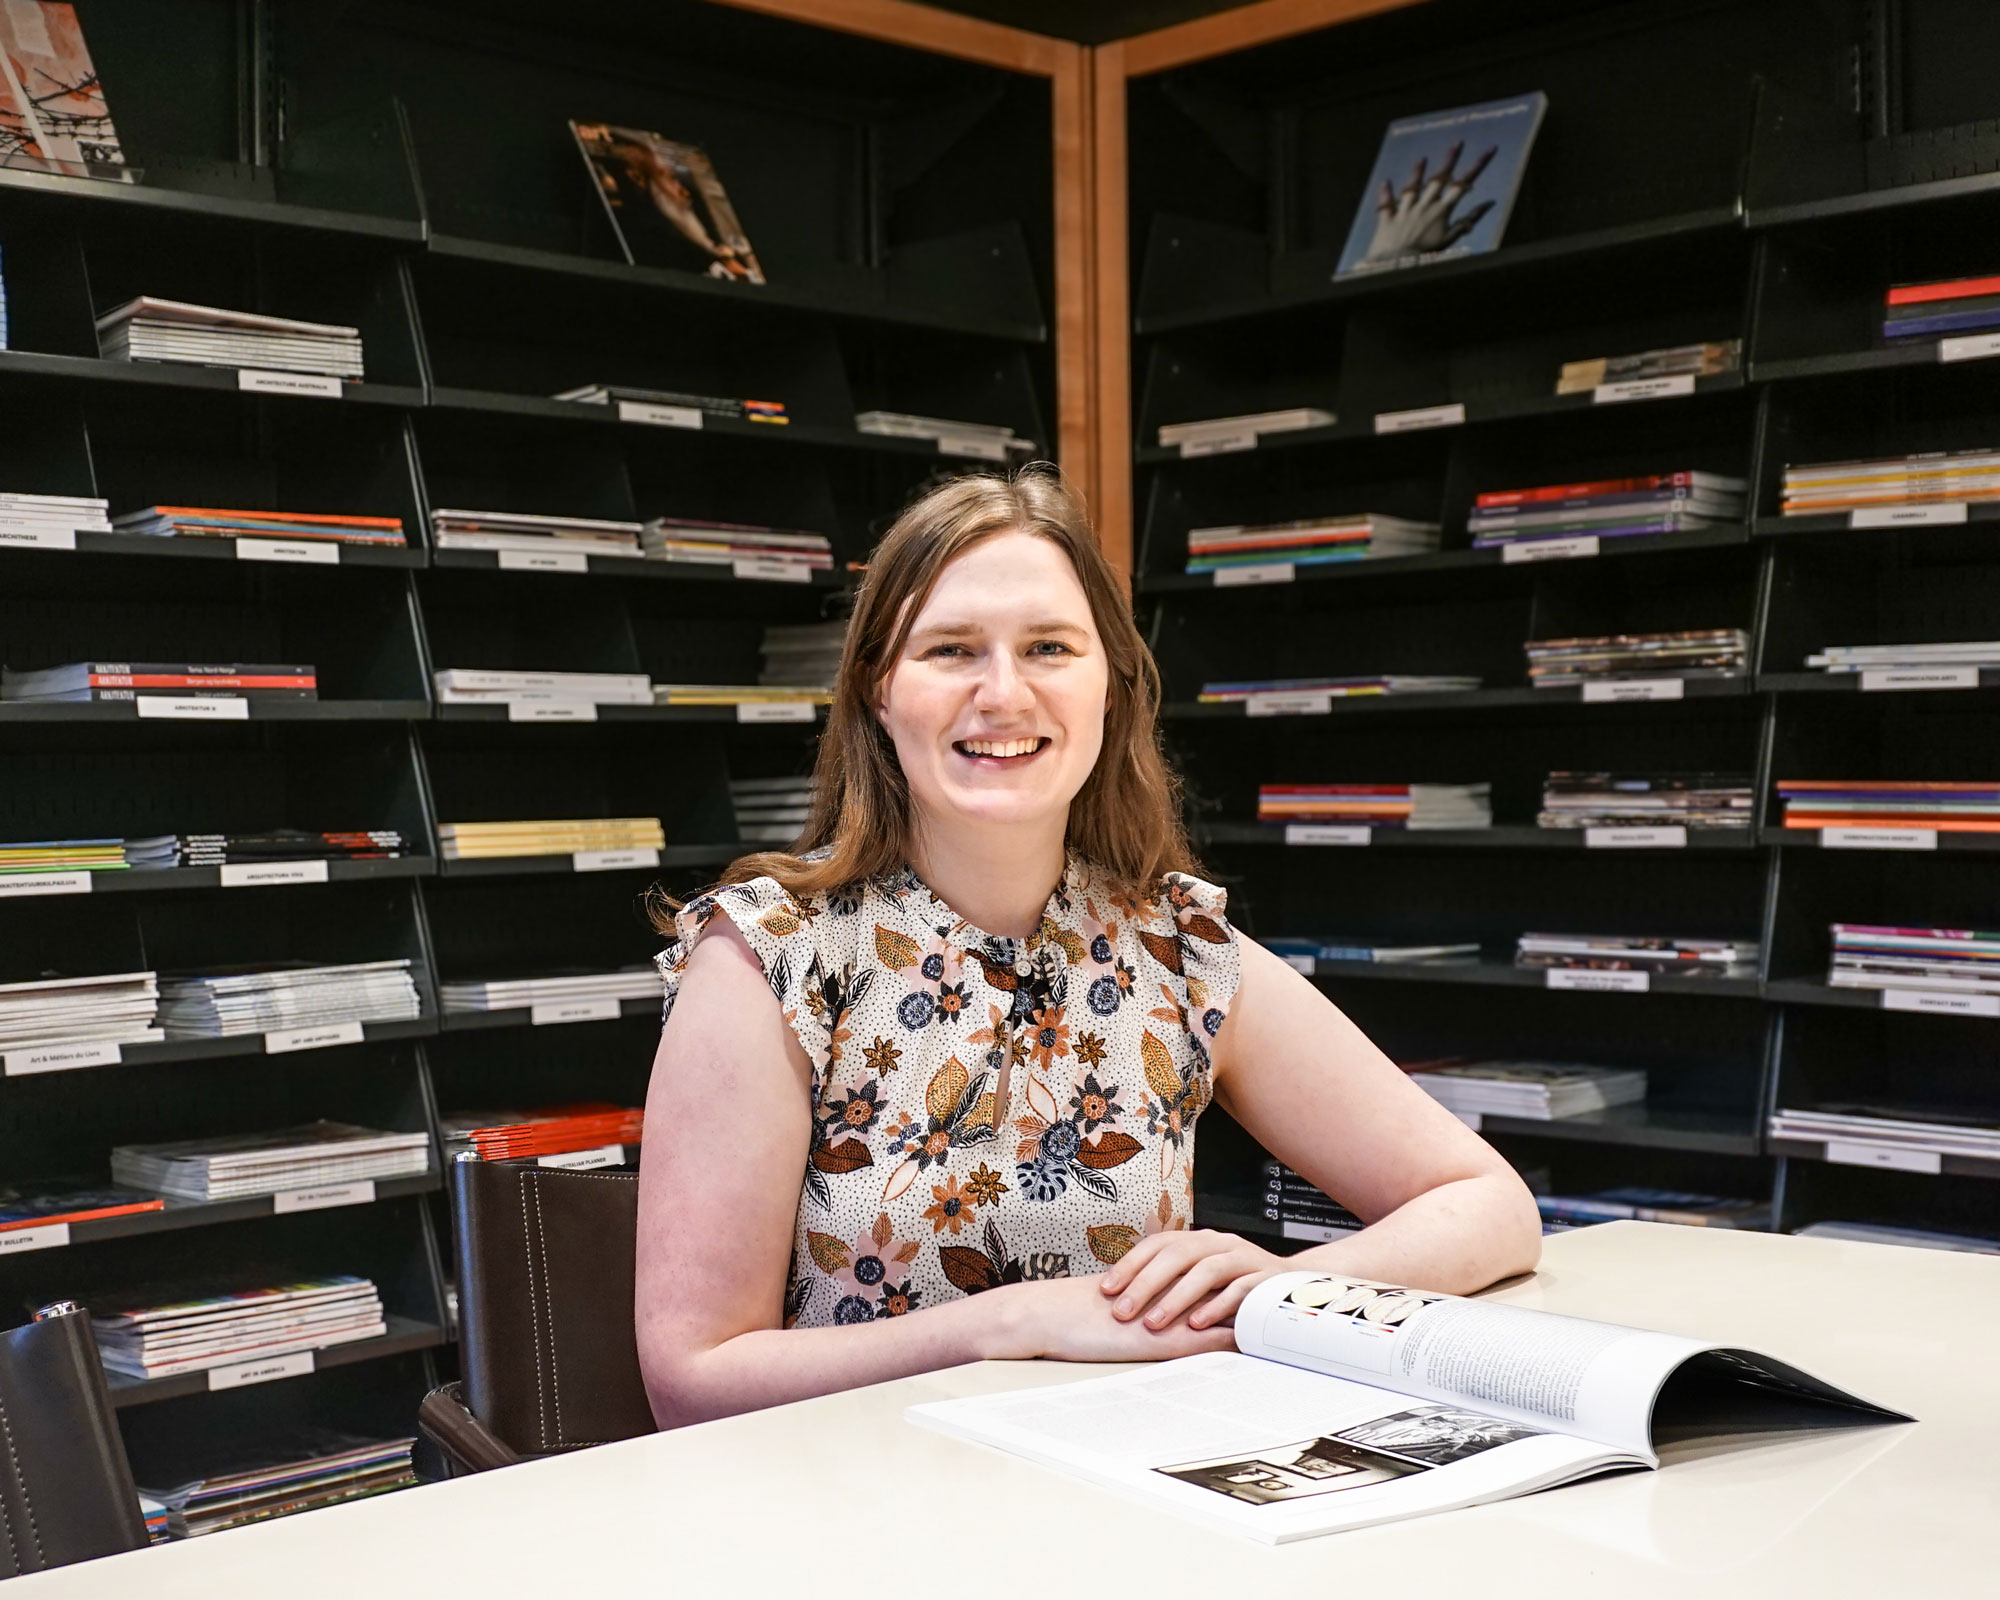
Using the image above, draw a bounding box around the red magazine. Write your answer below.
[1475,472,1717,508]
[1886,274,2000,307]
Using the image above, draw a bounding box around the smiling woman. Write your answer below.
[634,465,1542,1430]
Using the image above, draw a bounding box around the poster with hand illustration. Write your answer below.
[1336,92,1547,277]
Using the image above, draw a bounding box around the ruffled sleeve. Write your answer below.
[1160,872,1242,1048]
[655,875,829,1079]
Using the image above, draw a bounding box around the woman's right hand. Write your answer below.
[989,1274,1239,1363]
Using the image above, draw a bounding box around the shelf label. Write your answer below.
[1824,1140,1942,1175]
[1939,332,2000,364]
[1820,827,1937,851]
[731,557,814,584]
[1545,968,1650,993]
[507,701,597,722]
[1585,825,1687,849]
[1859,666,1979,692]
[0,1224,68,1255]
[573,847,660,873]
[1848,503,1967,528]
[1244,691,1333,717]
[1280,1220,1351,1243]
[219,859,332,888]
[1278,953,1317,976]
[1593,374,1696,404]
[0,526,76,550]
[1212,563,1295,587]
[538,1144,625,1170]
[0,871,92,898]
[736,700,816,723]
[1374,402,1465,434]
[1501,535,1599,563]
[134,696,249,721]
[265,1020,367,1055]
[236,537,339,565]
[237,369,344,398]
[1178,430,1257,458]
[1581,678,1684,703]
[1284,824,1372,846]
[936,434,1009,462]
[208,1350,315,1391]
[531,997,624,1027]
[498,547,589,574]
[1881,988,2000,1018]
[4,1040,123,1076]
[273,1181,377,1214]
[618,400,702,430]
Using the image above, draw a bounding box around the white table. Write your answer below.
[29,1222,2000,1597]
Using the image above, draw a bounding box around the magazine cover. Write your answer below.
[1335,91,1547,277]
[570,121,764,283]
[0,1,125,175]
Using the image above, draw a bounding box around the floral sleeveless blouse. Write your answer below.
[655,858,1241,1329]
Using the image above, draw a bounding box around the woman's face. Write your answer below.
[878,531,1109,839]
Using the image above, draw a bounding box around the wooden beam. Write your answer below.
[1122,0,1432,76]
[1052,42,1096,526]
[1090,41,1132,584]
[704,0,1064,75]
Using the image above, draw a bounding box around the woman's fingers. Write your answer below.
[1109,1237,1209,1319]
[1141,1253,1238,1329]
[1187,1271,1265,1330]
[1098,1231,1174,1297]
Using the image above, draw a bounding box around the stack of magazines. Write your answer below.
[2,662,317,704]
[1882,273,2000,342]
[1406,1061,1648,1120]
[1259,1160,1363,1242]
[1,836,173,875]
[761,621,846,691]
[431,668,652,709]
[139,1434,417,1539]
[555,383,786,424]
[139,1496,169,1543]
[855,411,1031,457]
[1770,1103,2000,1163]
[111,1122,430,1202]
[97,299,364,379]
[1827,923,2000,995]
[1781,450,2000,517]
[0,491,110,540]
[1261,936,1479,971]
[1257,783,1491,830]
[1198,673,1481,704]
[653,682,828,708]
[0,1185,163,1230]
[1471,472,1745,550]
[438,817,663,861]
[112,507,405,549]
[91,1276,386,1381]
[1156,407,1334,450]
[641,518,832,573]
[1516,933,1759,978]
[1538,773,1753,830]
[157,959,421,1039]
[1777,780,2000,833]
[1806,641,2000,675]
[439,968,662,1016]
[1525,628,1748,688]
[429,509,642,560]
[1554,339,1739,394]
[0,971,161,1055]
[441,1104,644,1162]
[1537,1189,1769,1229]
[733,776,813,843]
[1183,514,1440,574]
[175,829,408,867]
[1795,1221,1998,1253]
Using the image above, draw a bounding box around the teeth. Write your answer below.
[962,738,1040,758]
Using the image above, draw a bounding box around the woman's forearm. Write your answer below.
[1284,1172,1542,1295]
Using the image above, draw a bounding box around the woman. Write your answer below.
[636,467,1539,1428]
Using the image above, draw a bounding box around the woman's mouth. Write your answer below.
[954,736,1051,763]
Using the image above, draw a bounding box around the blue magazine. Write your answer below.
[1336,92,1548,277]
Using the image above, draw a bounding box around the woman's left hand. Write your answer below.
[1098,1229,1285,1332]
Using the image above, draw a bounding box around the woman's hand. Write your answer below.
[991,1273,1239,1362]
[1097,1229,1286,1332]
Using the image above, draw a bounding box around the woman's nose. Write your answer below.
[972,652,1035,713]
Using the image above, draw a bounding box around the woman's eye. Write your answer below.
[925,643,969,659]
[1029,640,1073,656]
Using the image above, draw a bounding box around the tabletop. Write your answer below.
[26,1221,2000,1598]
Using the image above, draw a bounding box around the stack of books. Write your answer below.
[1770,1103,2000,1164]
[1183,514,1441,574]
[1258,1161,1363,1242]
[1795,1221,1998,1254]
[1156,407,1334,450]
[438,818,664,862]
[429,509,642,560]
[1515,933,1759,978]
[1827,923,2000,996]
[1197,673,1481,704]
[2,662,317,704]
[175,829,408,867]
[1777,781,2000,833]
[0,971,161,1055]
[1807,641,2000,675]
[640,518,833,573]
[555,384,787,424]
[1538,773,1754,831]
[1470,472,1745,550]
[111,1123,430,1202]
[97,299,365,379]
[1554,339,1740,394]
[1781,450,2000,517]
[732,776,813,843]
[1882,273,2000,342]
[438,968,662,1016]
[157,959,421,1039]
[855,412,1031,457]
[441,1104,645,1162]
[1257,783,1492,830]
[1525,628,1748,688]
[761,621,846,691]
[0,492,110,541]
[91,1276,386,1381]
[1260,936,1480,971]
[139,1435,417,1539]
[1406,1061,1648,1120]
[140,1496,170,1544]
[1537,1189,1769,1230]
[112,507,406,550]
[1,836,170,876]
[431,668,652,710]
[653,683,829,709]
[0,1186,163,1231]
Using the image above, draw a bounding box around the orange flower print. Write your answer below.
[1073,1031,1107,1068]
[924,1174,974,1235]
[864,1036,902,1074]
[964,1163,1008,1206]
[1027,1005,1070,1069]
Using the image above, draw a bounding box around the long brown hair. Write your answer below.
[654,464,1198,927]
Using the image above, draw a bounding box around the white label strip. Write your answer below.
[618,400,703,429]
[273,1181,377,1214]
[1212,563,1295,587]
[498,547,589,574]
[936,434,1009,462]
[573,847,661,873]
[1849,503,1967,528]
[1585,825,1688,849]
[1580,678,1685,703]
[1593,373,1697,404]
[265,1019,367,1054]
[1244,691,1333,717]
[1881,988,2000,1018]
[1824,1140,1942,1175]
[237,369,344,398]
[538,1144,625,1170]
[1939,332,2000,364]
[1178,430,1257,457]
[0,526,75,550]
[731,557,814,584]
[507,701,597,722]
[1545,968,1650,993]
[1501,535,1600,563]
[735,700,816,722]
[4,1040,122,1076]
[1279,953,1317,976]
[134,696,249,720]
[1284,824,1372,846]
[1859,666,1980,692]
[1374,402,1465,434]
[1819,827,1938,851]
[235,538,339,565]
[208,1350,315,1391]
[0,871,92,898]
[219,859,332,888]
[1279,1220,1349,1243]
[531,997,625,1026]
[0,1224,69,1254]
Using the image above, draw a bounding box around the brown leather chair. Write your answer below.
[0,1302,148,1576]
[419,1155,656,1475]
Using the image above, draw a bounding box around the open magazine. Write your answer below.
[908,1269,1909,1544]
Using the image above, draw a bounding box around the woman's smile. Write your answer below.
[954,735,1052,764]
